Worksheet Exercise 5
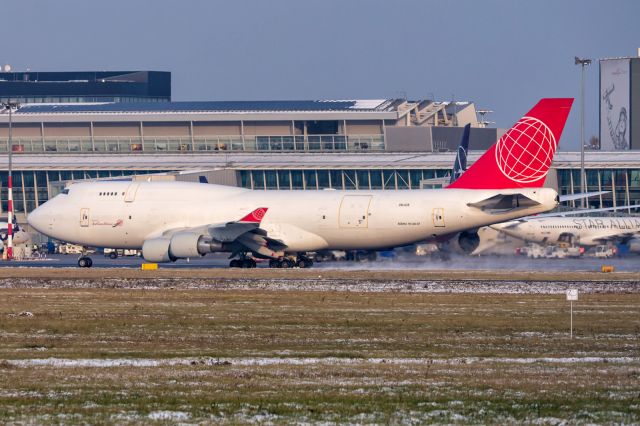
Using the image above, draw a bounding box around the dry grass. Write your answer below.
[0,286,639,423]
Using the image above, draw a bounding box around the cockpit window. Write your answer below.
[61,189,70,195]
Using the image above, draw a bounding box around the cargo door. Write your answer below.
[80,208,90,227]
[339,195,372,228]
[124,182,140,203]
[432,208,445,227]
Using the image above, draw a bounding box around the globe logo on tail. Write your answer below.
[494,116,557,184]
[252,208,267,221]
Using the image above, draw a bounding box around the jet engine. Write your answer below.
[142,237,176,263]
[457,230,480,254]
[142,233,226,263]
[168,232,223,259]
[628,237,640,254]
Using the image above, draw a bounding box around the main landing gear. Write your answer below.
[268,254,313,269]
[229,253,257,268]
[229,258,257,268]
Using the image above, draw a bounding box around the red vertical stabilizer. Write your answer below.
[448,98,573,189]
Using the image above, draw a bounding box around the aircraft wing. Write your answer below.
[159,207,287,259]
[502,204,640,222]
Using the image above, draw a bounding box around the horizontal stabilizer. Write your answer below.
[467,193,540,214]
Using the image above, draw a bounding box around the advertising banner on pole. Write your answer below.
[600,58,631,150]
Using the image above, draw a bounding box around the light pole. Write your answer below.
[1,99,18,260]
[575,57,592,208]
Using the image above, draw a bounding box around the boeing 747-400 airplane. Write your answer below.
[27,98,573,267]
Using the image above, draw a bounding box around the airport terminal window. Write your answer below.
[356,170,370,190]
[304,170,317,189]
[344,170,356,190]
[291,171,303,189]
[330,171,343,190]
[265,171,277,189]
[278,171,291,190]
[317,170,330,189]
[252,171,265,190]
[370,170,382,189]
[383,170,396,190]
[240,171,250,189]
[396,170,409,189]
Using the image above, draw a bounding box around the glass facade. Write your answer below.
[0,96,168,104]
[239,168,640,209]
[4,167,639,217]
[550,169,639,209]
[238,169,449,191]
[0,134,385,153]
[0,170,162,214]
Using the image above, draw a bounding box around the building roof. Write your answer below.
[15,99,394,115]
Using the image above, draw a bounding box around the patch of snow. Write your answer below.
[147,410,190,421]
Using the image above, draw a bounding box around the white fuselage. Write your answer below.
[493,216,640,246]
[28,181,558,253]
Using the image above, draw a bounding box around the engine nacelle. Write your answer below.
[142,237,176,263]
[168,232,224,259]
[457,230,480,254]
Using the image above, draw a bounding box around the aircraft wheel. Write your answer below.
[280,259,293,268]
[268,259,279,268]
[304,259,313,268]
[296,259,306,268]
[229,259,241,268]
[109,251,118,260]
[242,259,256,268]
[78,257,92,268]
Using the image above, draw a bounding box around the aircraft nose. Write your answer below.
[27,204,49,234]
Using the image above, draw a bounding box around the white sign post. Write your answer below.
[566,289,578,339]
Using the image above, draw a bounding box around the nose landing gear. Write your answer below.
[77,247,93,268]
[78,256,93,268]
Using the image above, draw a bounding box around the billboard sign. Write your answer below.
[600,58,630,150]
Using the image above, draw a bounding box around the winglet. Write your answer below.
[239,207,268,223]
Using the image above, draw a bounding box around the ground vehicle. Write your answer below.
[58,243,85,255]
[594,245,617,258]
[520,243,546,259]
[543,245,583,259]
[415,243,438,256]
[104,248,141,259]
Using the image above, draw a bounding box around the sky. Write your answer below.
[2,0,639,150]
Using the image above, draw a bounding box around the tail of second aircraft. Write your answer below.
[448,98,573,189]
[450,123,471,184]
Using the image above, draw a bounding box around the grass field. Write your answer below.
[1,281,639,424]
